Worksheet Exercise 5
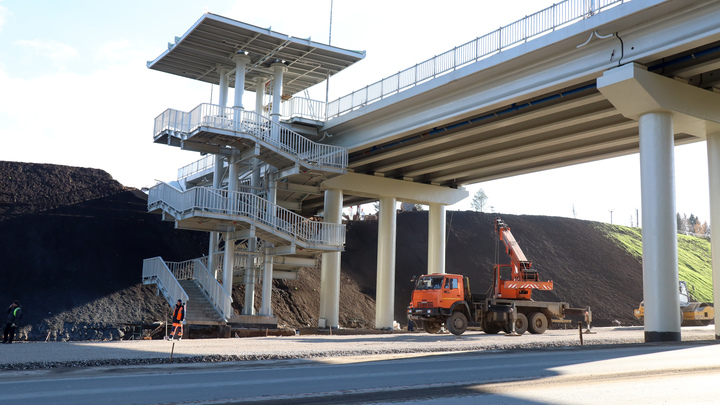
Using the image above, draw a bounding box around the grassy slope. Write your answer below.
[596,224,713,303]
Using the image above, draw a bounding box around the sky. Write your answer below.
[0,0,712,226]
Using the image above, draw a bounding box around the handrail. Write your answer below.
[154,104,347,170]
[142,257,189,306]
[279,97,326,122]
[178,154,216,181]
[192,258,233,321]
[306,0,627,120]
[148,182,346,248]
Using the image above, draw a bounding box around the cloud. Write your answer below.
[15,39,78,68]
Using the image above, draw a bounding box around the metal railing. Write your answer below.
[191,258,233,321]
[178,154,215,182]
[292,0,626,120]
[143,256,233,321]
[279,97,326,122]
[154,104,348,170]
[148,182,346,248]
[142,257,189,307]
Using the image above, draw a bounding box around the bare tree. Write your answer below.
[470,189,488,212]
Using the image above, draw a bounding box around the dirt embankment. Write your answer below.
[343,211,644,328]
[1,162,646,341]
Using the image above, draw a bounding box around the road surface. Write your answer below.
[0,341,718,404]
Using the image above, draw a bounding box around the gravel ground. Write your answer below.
[0,326,716,371]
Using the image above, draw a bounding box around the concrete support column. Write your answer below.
[270,62,286,124]
[217,65,230,108]
[209,147,225,279]
[319,189,343,327]
[259,249,274,316]
[223,236,234,296]
[258,177,278,316]
[706,131,720,340]
[231,54,250,109]
[222,158,239,297]
[428,203,446,274]
[376,196,397,330]
[638,111,681,342]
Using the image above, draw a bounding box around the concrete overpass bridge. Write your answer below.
[145,0,720,342]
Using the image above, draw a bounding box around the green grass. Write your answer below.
[597,223,714,303]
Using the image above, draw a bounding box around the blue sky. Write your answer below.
[0,0,711,225]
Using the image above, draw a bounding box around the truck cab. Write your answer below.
[408,274,470,333]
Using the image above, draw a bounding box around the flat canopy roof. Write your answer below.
[147,13,365,97]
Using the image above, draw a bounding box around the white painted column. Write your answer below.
[223,237,234,296]
[217,65,230,108]
[209,58,229,279]
[259,177,278,316]
[376,196,397,329]
[223,157,239,296]
[319,189,343,327]
[232,54,250,109]
[270,62,286,125]
[255,76,266,115]
[638,111,681,342]
[208,155,220,277]
[706,131,720,340]
[428,203,446,274]
[259,252,274,316]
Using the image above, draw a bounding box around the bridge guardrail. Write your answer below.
[320,0,629,120]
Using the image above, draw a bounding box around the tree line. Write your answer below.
[677,213,711,237]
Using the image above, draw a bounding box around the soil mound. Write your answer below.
[1,162,645,341]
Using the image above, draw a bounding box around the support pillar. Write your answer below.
[319,189,343,327]
[259,252,273,316]
[258,177,278,316]
[223,157,239,297]
[639,111,681,342]
[270,62,286,123]
[223,235,234,296]
[428,203,446,274]
[217,65,230,108]
[376,196,397,329]
[209,58,228,278]
[231,54,250,110]
[706,131,720,340]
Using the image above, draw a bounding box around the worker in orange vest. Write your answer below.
[169,299,185,340]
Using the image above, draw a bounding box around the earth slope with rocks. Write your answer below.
[1,161,664,341]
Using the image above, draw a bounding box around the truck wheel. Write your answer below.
[447,312,468,335]
[528,312,548,334]
[483,318,501,334]
[514,313,528,335]
[424,321,442,334]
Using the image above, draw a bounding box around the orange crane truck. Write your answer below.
[407,218,592,335]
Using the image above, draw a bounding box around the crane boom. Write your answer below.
[493,217,553,300]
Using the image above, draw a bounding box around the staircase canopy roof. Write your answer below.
[147,13,365,97]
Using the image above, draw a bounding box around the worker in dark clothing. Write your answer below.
[169,299,185,340]
[3,300,22,344]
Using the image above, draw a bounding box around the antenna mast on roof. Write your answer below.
[325,0,334,110]
[328,0,333,45]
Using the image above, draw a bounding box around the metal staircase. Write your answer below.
[142,257,232,323]
[178,280,226,325]
[144,103,348,323]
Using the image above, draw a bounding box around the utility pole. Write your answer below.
[609,209,614,224]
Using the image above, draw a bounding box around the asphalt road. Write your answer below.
[0,338,718,404]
